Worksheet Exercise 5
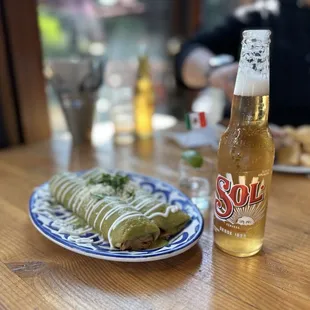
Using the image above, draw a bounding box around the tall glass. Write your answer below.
[110,88,135,145]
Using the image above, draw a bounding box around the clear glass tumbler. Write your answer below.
[179,157,215,211]
[110,88,135,145]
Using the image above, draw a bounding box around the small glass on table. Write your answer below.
[179,152,215,211]
[110,88,135,145]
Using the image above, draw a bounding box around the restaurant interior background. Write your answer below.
[38,0,253,143]
[0,0,253,148]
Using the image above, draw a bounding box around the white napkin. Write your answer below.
[164,125,225,149]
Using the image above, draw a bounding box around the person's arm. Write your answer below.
[177,16,243,90]
[175,1,269,91]
[180,47,214,88]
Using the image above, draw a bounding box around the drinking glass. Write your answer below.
[110,88,135,145]
[179,157,215,211]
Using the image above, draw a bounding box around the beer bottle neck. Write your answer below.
[229,94,269,128]
[137,55,151,78]
[230,29,271,129]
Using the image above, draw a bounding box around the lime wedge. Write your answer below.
[182,150,203,168]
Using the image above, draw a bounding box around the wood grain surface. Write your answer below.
[0,132,309,310]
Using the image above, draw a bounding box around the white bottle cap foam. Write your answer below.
[234,71,269,96]
[234,29,270,97]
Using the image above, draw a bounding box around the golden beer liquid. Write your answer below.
[134,55,154,139]
[214,94,275,257]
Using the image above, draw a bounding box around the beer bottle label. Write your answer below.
[214,170,271,236]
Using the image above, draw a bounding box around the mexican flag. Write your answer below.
[185,112,207,130]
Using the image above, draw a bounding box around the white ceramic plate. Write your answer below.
[29,170,204,262]
[273,164,310,174]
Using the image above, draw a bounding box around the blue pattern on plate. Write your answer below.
[29,171,204,261]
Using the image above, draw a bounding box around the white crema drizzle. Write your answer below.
[107,212,142,248]
[52,177,69,201]
[85,198,107,223]
[92,200,122,229]
[75,188,91,213]
[33,187,104,247]
[49,173,182,248]
[133,197,154,210]
[144,202,165,216]
[84,180,153,247]
[67,186,82,208]
[147,205,180,219]
[128,191,180,219]
[59,183,79,204]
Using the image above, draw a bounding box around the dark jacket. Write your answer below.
[176,0,310,126]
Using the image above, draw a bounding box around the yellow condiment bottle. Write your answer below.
[134,53,154,139]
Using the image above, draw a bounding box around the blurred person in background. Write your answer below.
[176,0,310,127]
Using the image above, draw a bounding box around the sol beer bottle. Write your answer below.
[214,30,275,257]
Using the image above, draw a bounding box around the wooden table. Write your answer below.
[0,133,310,310]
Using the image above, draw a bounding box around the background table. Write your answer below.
[0,133,309,309]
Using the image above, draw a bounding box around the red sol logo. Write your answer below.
[215,174,265,221]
